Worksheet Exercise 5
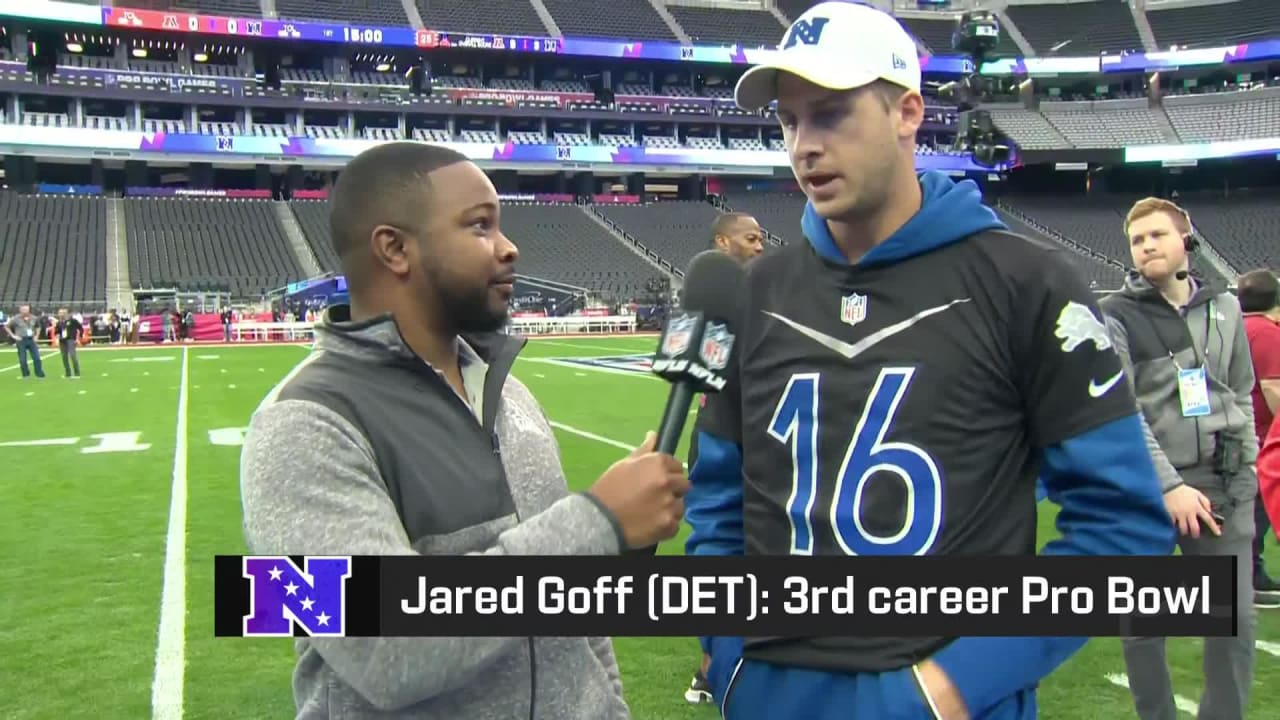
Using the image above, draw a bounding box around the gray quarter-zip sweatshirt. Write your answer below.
[1100,272,1258,504]
[239,305,631,719]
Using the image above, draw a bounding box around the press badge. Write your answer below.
[1178,367,1211,417]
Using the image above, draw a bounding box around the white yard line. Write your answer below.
[151,347,189,720]
[1104,673,1198,716]
[0,436,79,447]
[0,350,58,374]
[531,339,655,354]
[548,420,691,469]
[521,356,661,381]
[1258,639,1280,658]
[549,421,638,451]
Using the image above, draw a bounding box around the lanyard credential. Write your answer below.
[1140,300,1213,418]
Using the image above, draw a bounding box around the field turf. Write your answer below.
[2,336,1278,719]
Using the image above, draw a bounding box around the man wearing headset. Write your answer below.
[1099,197,1258,720]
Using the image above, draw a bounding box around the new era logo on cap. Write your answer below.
[734,1,922,111]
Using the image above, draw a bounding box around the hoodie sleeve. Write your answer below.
[684,352,746,661]
[1103,313,1185,492]
[240,399,623,712]
[927,253,1175,717]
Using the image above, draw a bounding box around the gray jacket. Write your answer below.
[239,306,631,719]
[1099,273,1258,504]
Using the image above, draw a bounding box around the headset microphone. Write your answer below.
[649,250,745,455]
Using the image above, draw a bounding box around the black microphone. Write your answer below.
[650,250,746,455]
[1176,270,1189,280]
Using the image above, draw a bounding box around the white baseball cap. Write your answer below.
[734,1,922,111]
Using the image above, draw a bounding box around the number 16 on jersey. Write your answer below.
[767,366,944,556]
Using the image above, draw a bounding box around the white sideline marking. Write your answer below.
[151,347,188,720]
[1258,639,1280,658]
[1104,673,1197,716]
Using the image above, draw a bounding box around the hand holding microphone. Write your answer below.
[587,250,746,551]
[589,431,690,548]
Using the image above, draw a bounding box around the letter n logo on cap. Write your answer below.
[783,17,830,48]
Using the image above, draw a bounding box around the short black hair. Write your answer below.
[329,142,470,281]
[1238,268,1280,313]
[710,212,755,247]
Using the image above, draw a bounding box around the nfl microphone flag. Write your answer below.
[215,555,1236,639]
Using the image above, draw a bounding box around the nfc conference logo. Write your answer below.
[242,556,352,637]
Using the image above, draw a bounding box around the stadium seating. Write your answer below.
[277,0,409,26]
[1177,192,1280,271]
[415,0,548,37]
[0,194,106,308]
[123,198,304,298]
[1038,100,1177,148]
[718,191,806,244]
[592,201,725,273]
[124,0,261,17]
[1164,90,1280,143]
[288,201,343,275]
[541,0,678,40]
[499,204,666,301]
[992,206,1127,290]
[665,5,784,47]
[1005,1,1143,55]
[1147,0,1280,49]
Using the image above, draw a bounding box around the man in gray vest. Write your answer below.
[5,304,46,379]
[240,142,688,719]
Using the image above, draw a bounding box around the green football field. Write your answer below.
[2,335,1278,720]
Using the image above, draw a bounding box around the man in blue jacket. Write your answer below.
[685,3,1176,719]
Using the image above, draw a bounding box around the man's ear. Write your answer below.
[370,225,412,277]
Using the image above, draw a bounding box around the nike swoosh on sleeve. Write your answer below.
[1088,371,1124,397]
[763,298,972,361]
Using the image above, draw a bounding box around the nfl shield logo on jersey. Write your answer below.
[840,293,868,327]
[661,313,698,357]
[698,321,735,371]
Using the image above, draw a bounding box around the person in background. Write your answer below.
[221,306,234,343]
[683,210,765,706]
[1238,268,1280,599]
[5,304,46,379]
[162,307,176,343]
[1100,197,1259,718]
[54,308,82,379]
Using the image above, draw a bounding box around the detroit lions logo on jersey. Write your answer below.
[1055,300,1113,353]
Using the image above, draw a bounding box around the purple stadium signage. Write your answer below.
[241,556,352,637]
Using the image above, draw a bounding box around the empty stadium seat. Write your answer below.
[0,194,107,307]
[1147,0,1280,49]
[1006,1,1143,55]
[666,5,784,47]
[541,0,678,40]
[123,198,304,298]
[277,0,408,25]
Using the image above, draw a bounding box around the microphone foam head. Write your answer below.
[680,250,745,326]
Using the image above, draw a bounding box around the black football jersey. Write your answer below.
[698,229,1137,673]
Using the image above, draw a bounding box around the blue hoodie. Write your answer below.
[686,171,1173,719]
